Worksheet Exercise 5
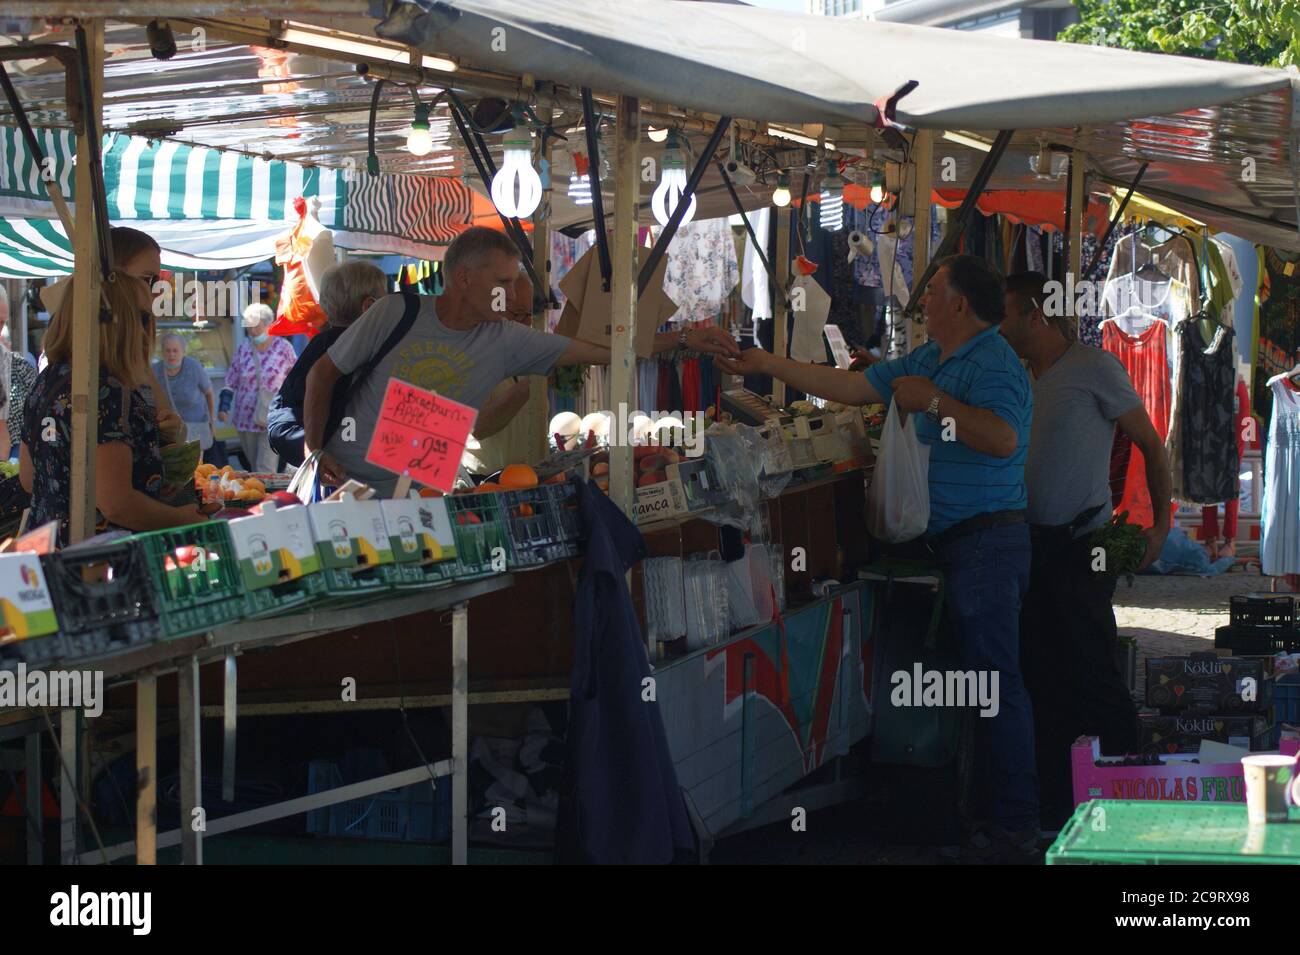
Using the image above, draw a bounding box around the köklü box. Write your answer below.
[1137,712,1271,755]
[1145,654,1272,713]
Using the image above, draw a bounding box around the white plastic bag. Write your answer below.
[864,399,930,543]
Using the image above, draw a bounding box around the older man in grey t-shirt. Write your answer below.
[302,226,739,494]
[1000,271,1172,830]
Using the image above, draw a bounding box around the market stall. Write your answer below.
[3,2,1300,868]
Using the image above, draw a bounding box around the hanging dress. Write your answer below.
[1103,320,1170,527]
[1176,321,1238,503]
[1261,376,1300,577]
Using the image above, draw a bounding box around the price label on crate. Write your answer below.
[365,379,477,493]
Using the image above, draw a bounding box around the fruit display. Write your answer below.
[194,463,268,504]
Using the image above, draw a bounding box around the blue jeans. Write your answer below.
[937,521,1038,832]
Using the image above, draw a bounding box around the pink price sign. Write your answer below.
[364,378,477,493]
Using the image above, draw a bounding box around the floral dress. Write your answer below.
[21,364,163,547]
[222,338,296,432]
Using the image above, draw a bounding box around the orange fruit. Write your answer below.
[475,482,503,493]
[517,503,535,517]
[499,464,539,490]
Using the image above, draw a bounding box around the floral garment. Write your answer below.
[222,338,296,432]
[7,353,36,436]
[21,364,162,547]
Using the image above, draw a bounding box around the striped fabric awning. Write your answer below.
[0,126,485,275]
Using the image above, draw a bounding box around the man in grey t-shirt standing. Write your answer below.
[303,227,738,494]
[1001,271,1171,830]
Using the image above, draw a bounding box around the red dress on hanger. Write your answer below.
[1103,321,1171,529]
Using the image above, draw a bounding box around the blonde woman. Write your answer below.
[20,270,202,547]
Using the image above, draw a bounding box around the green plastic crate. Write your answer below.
[444,493,511,579]
[243,570,329,619]
[1047,800,1300,865]
[500,483,583,568]
[129,521,247,638]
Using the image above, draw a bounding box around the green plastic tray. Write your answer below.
[1047,800,1300,865]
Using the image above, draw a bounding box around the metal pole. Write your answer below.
[25,731,41,865]
[580,88,613,292]
[530,107,554,463]
[222,652,237,804]
[178,656,203,865]
[67,18,103,545]
[136,675,157,865]
[451,602,469,865]
[59,709,77,864]
[610,95,640,521]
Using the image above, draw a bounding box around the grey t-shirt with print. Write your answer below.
[325,293,570,493]
[1025,342,1143,535]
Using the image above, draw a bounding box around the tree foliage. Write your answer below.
[1060,0,1300,67]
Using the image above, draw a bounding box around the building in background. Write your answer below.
[806,0,1079,39]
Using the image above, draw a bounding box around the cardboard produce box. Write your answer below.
[0,552,59,645]
[1145,653,1273,713]
[379,495,457,566]
[226,503,321,591]
[307,496,394,571]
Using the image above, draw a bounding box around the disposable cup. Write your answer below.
[1241,755,1296,825]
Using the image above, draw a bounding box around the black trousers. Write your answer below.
[1019,530,1139,826]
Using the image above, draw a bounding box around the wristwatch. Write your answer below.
[925,390,945,423]
[677,329,690,352]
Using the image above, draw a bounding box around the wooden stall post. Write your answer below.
[911,130,933,288]
[910,130,934,354]
[68,18,103,545]
[771,207,790,406]
[609,95,640,519]
[1068,151,1086,340]
[529,107,553,462]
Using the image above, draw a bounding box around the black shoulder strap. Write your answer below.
[357,291,420,384]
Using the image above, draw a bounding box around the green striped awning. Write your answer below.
[0,126,482,276]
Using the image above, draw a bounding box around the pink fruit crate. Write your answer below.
[1071,735,1300,808]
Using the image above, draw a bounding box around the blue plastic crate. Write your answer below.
[306,759,451,844]
[1274,673,1300,747]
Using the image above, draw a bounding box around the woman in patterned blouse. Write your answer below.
[19,269,203,547]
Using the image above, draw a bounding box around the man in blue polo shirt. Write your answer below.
[719,254,1038,851]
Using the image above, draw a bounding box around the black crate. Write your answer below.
[40,541,163,662]
[1214,625,1300,655]
[1229,593,1295,630]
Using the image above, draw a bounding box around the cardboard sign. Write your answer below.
[824,324,852,369]
[553,239,679,359]
[364,378,477,493]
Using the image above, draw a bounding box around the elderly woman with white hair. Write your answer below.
[218,302,297,472]
[152,333,216,457]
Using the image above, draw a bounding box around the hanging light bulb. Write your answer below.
[407,102,433,157]
[651,133,696,228]
[491,129,543,219]
[568,152,593,206]
[869,171,885,205]
[647,125,669,143]
[772,172,791,208]
[820,160,844,232]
